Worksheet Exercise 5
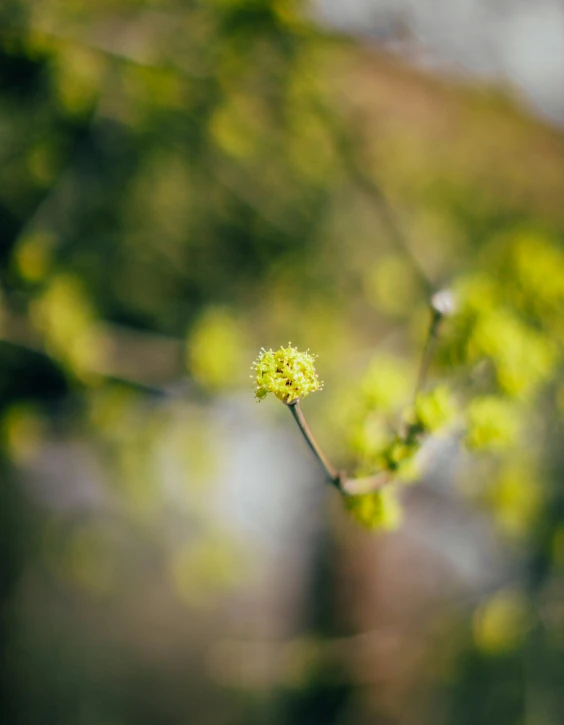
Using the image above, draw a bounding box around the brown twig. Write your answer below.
[414,308,442,398]
[286,400,397,496]
[286,400,344,490]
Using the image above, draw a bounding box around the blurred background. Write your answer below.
[1,1,564,724]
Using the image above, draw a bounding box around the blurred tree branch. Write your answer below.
[0,308,184,392]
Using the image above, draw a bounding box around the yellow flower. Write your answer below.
[252,344,322,404]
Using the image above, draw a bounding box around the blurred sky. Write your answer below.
[314,0,564,124]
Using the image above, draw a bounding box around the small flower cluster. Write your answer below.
[252,344,322,404]
[345,488,401,530]
[341,377,461,528]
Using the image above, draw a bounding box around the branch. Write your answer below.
[286,400,394,496]
[312,97,436,295]
[0,310,185,394]
[284,290,455,497]
[414,289,456,398]
[286,400,343,490]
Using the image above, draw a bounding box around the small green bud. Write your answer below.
[344,488,402,530]
[252,344,322,404]
[379,436,421,482]
[413,385,457,433]
[388,441,412,464]
[465,396,520,450]
[431,289,456,317]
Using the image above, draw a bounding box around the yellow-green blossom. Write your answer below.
[465,396,520,450]
[413,385,458,433]
[344,488,402,530]
[252,344,322,403]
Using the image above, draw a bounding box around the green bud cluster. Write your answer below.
[344,487,402,530]
[341,376,460,529]
[413,385,458,433]
[439,230,564,401]
[465,396,520,450]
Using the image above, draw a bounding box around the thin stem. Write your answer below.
[342,154,434,295]
[414,308,442,399]
[340,472,391,495]
[286,400,343,490]
[312,98,435,296]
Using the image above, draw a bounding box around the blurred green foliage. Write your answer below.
[344,487,402,531]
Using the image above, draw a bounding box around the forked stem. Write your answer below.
[285,292,452,496]
[287,401,392,495]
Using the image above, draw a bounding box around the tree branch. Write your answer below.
[286,400,344,491]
